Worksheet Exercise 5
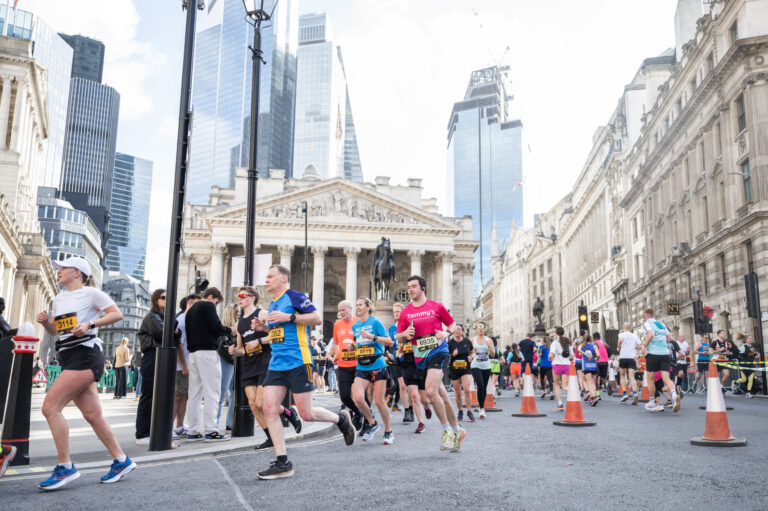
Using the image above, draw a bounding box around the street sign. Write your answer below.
[667,303,680,315]
[762,311,768,323]
[32,368,47,384]
[590,312,599,324]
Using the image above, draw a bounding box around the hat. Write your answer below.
[52,256,92,277]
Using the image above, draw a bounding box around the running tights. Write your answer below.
[336,367,361,417]
[471,368,491,409]
[539,367,553,392]
[735,371,756,391]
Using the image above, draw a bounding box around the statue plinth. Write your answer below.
[375,299,395,330]
[533,324,548,337]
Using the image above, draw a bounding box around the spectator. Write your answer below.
[131,351,142,400]
[173,294,199,437]
[135,289,167,445]
[0,297,12,337]
[217,303,239,432]
[113,338,131,399]
[184,287,233,442]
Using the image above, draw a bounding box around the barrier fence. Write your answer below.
[44,365,135,392]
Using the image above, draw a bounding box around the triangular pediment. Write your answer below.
[209,177,461,232]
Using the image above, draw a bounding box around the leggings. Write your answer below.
[539,367,553,391]
[735,371,756,391]
[336,367,361,417]
[471,368,491,409]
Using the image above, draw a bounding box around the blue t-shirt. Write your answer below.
[696,342,710,362]
[352,316,388,371]
[642,319,670,356]
[267,289,317,371]
[538,345,552,368]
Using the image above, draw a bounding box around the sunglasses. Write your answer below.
[475,325,486,330]
[238,293,254,299]
[159,296,166,300]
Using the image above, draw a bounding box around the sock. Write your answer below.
[116,454,127,463]
[442,423,451,433]
[452,425,461,434]
[264,428,272,440]
[61,462,73,469]
[277,455,288,463]
[407,406,413,412]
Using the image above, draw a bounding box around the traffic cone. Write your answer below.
[484,392,502,412]
[512,364,546,417]
[553,361,595,427]
[618,379,627,397]
[691,363,746,446]
[471,390,479,407]
[639,372,650,402]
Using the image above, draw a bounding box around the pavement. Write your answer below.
[2,387,767,510]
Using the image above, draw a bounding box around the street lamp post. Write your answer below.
[149,0,202,452]
[302,200,308,293]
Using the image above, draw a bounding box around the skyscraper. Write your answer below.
[292,12,363,182]
[106,153,153,280]
[188,0,299,204]
[447,66,523,294]
[58,34,104,82]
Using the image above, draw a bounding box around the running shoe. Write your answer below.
[362,421,379,441]
[204,432,231,442]
[285,406,303,434]
[549,393,554,401]
[38,464,80,491]
[391,404,402,412]
[555,403,564,411]
[620,394,629,402]
[478,409,486,419]
[645,402,664,412]
[173,426,187,436]
[337,410,356,446]
[257,459,294,480]
[0,444,17,478]
[100,457,136,483]
[414,422,426,434]
[254,438,274,450]
[382,431,394,445]
[589,397,598,407]
[496,387,502,397]
[440,430,454,451]
[403,409,414,423]
[467,411,476,422]
[352,413,364,432]
[385,395,392,408]
[746,392,753,398]
[457,410,464,422]
[540,392,547,399]
[135,437,149,446]
[186,433,203,442]
[451,427,466,453]
[664,400,673,408]
[673,393,681,413]
[424,406,432,420]
[631,393,639,405]
[515,391,520,397]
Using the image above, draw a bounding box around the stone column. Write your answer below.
[408,249,424,277]
[0,77,11,150]
[311,246,327,318]
[439,251,454,313]
[278,245,294,270]
[9,78,25,152]
[344,247,361,304]
[210,242,224,289]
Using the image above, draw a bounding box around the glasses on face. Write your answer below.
[159,296,166,300]
[475,325,486,330]
[238,293,254,299]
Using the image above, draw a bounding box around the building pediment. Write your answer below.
[208,178,461,233]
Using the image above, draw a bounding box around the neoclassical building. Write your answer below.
[179,167,478,339]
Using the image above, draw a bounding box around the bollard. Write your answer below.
[1,323,39,466]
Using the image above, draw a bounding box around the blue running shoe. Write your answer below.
[100,457,136,483]
[38,464,80,491]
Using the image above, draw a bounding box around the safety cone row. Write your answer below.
[639,372,650,402]
[553,361,595,427]
[691,362,746,447]
[512,364,546,417]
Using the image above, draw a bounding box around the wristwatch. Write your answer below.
[89,321,96,330]
[290,314,296,323]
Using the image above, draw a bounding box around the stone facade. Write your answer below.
[180,168,478,340]
[98,271,151,361]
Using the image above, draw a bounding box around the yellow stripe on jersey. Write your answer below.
[297,322,312,365]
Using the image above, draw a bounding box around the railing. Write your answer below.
[46,365,136,391]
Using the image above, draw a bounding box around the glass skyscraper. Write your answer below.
[188,0,298,204]
[447,66,523,294]
[106,153,153,280]
[58,34,104,82]
[292,12,362,182]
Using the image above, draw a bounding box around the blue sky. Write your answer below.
[25,0,677,290]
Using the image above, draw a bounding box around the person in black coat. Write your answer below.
[135,289,167,444]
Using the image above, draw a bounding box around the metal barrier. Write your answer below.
[46,365,61,387]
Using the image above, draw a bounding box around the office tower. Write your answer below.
[106,153,153,280]
[188,0,299,204]
[447,66,523,294]
[58,34,104,82]
[292,12,362,182]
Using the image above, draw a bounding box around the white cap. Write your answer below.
[52,256,92,277]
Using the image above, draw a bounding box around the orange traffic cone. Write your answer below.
[483,392,502,412]
[512,364,546,417]
[553,361,595,427]
[471,390,479,407]
[639,372,650,402]
[691,362,746,446]
[618,379,627,397]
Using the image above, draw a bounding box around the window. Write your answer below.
[686,209,692,242]
[532,269,536,281]
[718,253,727,289]
[684,271,692,299]
[718,182,726,220]
[730,22,738,44]
[683,157,690,187]
[699,140,706,173]
[677,97,683,114]
[707,52,715,72]
[736,95,746,132]
[690,77,698,93]
[547,259,552,273]
[742,159,752,202]
[700,262,709,295]
[632,217,638,241]
[701,196,709,233]
[745,240,754,273]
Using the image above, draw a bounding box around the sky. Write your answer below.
[23,0,678,290]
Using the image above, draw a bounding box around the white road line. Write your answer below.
[212,456,254,511]
[29,422,135,440]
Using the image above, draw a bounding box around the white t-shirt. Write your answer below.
[176,312,190,370]
[51,286,115,351]
[550,339,570,366]
[618,331,641,359]
[678,340,689,357]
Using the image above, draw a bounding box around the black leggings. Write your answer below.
[539,367,553,391]
[471,368,491,409]
[336,367,360,417]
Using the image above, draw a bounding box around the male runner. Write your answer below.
[396,275,465,452]
[329,301,362,430]
[389,302,414,422]
[641,308,680,413]
[617,323,641,405]
[255,265,355,479]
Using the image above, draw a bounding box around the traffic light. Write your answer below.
[693,298,712,335]
[195,269,209,294]
[578,305,589,332]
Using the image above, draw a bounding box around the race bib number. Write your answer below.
[476,352,489,362]
[452,360,467,369]
[54,313,78,335]
[416,336,438,352]
[341,350,357,361]
[402,343,413,354]
[268,327,285,344]
[245,342,262,354]
[356,346,375,357]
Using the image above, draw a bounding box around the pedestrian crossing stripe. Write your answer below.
[32,369,48,383]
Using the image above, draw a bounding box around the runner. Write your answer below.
[592,332,610,397]
[538,337,553,399]
[579,335,599,406]
[489,337,502,397]
[351,297,394,444]
[711,330,730,392]
[506,343,523,396]
[574,330,585,396]
[389,302,413,422]
[256,265,355,479]
[470,322,494,418]
[395,308,427,433]
[641,308,680,413]
[692,334,711,393]
[329,300,363,430]
[448,324,474,422]
[734,335,758,397]
[549,328,573,411]
[35,257,135,490]
[227,286,302,451]
[675,333,690,394]
[396,275,465,452]
[617,323,641,404]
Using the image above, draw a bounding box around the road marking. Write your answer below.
[212,456,254,511]
[29,422,135,440]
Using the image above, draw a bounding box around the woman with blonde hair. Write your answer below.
[217,302,240,431]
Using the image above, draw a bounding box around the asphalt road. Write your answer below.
[2,390,767,510]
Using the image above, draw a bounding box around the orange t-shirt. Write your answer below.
[333,318,359,368]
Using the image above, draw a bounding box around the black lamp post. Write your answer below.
[302,200,308,293]
[149,0,202,452]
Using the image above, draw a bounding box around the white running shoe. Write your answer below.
[478,409,486,419]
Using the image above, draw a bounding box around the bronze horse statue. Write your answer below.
[372,237,396,301]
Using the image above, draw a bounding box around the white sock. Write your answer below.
[116,454,127,463]
[452,425,461,434]
[60,462,72,469]
[442,423,451,433]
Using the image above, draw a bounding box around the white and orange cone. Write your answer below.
[512,364,546,417]
[691,362,746,446]
[639,372,650,402]
[553,361,595,427]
